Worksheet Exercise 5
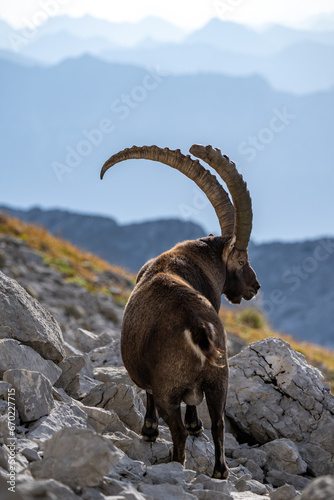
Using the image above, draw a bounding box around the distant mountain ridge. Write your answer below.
[1,15,334,92]
[99,39,334,93]
[0,55,333,242]
[1,205,333,349]
[0,15,186,52]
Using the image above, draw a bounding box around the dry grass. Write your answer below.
[220,307,334,390]
[0,212,135,301]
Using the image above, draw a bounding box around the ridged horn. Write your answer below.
[100,145,235,237]
[190,144,252,250]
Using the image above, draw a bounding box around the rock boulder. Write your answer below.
[226,337,334,476]
[0,271,65,362]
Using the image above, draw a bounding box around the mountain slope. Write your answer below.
[0,206,204,271]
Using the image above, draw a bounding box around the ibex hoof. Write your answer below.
[212,468,229,480]
[185,419,204,437]
[141,419,159,442]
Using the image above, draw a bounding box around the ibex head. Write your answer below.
[101,144,260,305]
[189,144,260,304]
[221,241,259,304]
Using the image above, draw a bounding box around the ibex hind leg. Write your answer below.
[141,392,159,442]
[185,405,204,436]
[205,385,229,479]
[155,396,187,465]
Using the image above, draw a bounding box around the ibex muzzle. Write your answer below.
[101,144,260,479]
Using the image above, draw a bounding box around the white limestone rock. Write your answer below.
[93,366,133,386]
[82,383,145,434]
[27,401,88,442]
[142,461,196,486]
[89,339,122,368]
[260,439,307,475]
[269,484,298,500]
[54,355,86,390]
[298,475,334,500]
[30,427,122,489]
[0,339,61,385]
[0,271,65,363]
[226,338,334,476]
[18,478,81,499]
[3,369,53,422]
[74,328,105,353]
[138,483,199,500]
[185,434,215,475]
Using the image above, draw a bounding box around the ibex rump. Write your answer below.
[101,144,260,479]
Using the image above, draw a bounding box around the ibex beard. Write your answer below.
[100,144,260,479]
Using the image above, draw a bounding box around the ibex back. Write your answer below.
[100,144,260,479]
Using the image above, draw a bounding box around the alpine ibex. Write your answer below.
[100,144,260,479]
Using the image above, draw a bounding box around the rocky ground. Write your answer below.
[0,234,334,500]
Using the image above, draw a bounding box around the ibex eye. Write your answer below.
[239,260,245,266]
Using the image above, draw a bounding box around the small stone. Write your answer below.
[74,328,105,353]
[269,484,298,500]
[101,477,146,499]
[142,461,196,486]
[20,448,41,462]
[235,478,268,495]
[27,401,88,441]
[260,439,307,475]
[139,483,198,500]
[192,474,234,494]
[105,429,171,466]
[16,439,39,453]
[66,374,102,400]
[266,469,311,490]
[299,475,334,500]
[89,339,122,368]
[54,355,86,390]
[93,366,133,385]
[82,383,145,434]
[228,466,252,482]
[110,454,146,481]
[30,427,122,489]
[191,490,233,500]
[18,478,80,499]
[78,403,119,433]
[0,339,61,385]
[81,381,118,407]
[3,369,53,422]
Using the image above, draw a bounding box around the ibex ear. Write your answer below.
[223,235,236,261]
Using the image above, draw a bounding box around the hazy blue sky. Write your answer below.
[1,0,334,30]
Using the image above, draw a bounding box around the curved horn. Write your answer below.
[101,145,235,237]
[190,144,252,250]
